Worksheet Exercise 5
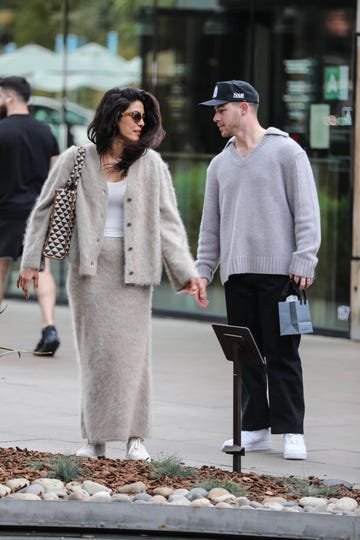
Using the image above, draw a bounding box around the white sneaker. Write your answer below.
[126,437,151,462]
[76,442,105,458]
[283,433,307,460]
[222,428,271,452]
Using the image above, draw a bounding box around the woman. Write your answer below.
[17,86,208,461]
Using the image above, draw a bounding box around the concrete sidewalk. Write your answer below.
[0,298,359,488]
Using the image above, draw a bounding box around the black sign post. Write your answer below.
[212,324,265,472]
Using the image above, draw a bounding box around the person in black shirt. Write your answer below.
[0,76,60,355]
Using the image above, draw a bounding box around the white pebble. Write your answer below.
[83,480,111,495]
[91,491,112,503]
[0,484,11,498]
[117,481,146,494]
[153,486,174,497]
[191,498,212,507]
[299,496,328,508]
[9,493,41,501]
[112,494,132,502]
[6,478,30,492]
[148,494,168,504]
[33,478,64,491]
[169,496,191,506]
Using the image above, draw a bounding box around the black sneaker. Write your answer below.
[33,325,60,356]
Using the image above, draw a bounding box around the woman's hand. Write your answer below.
[183,277,209,308]
[290,274,313,291]
[16,268,39,300]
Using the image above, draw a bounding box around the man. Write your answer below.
[194,80,321,460]
[0,76,60,355]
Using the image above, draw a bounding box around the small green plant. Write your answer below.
[194,478,247,498]
[47,454,83,482]
[150,455,196,479]
[27,460,45,470]
[276,476,337,499]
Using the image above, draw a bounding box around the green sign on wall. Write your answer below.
[324,66,349,100]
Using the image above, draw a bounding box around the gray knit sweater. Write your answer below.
[196,127,321,284]
[21,144,198,290]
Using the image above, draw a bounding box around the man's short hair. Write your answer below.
[0,76,31,103]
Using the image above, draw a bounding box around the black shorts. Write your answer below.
[0,216,28,260]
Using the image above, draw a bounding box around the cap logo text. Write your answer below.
[233,92,245,98]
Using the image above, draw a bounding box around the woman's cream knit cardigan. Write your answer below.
[21,143,198,290]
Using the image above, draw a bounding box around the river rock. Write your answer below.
[117,481,146,494]
[263,496,287,505]
[187,487,208,501]
[299,496,328,508]
[43,492,60,501]
[0,484,11,498]
[66,481,83,491]
[148,494,168,504]
[213,493,237,504]
[68,490,90,501]
[328,497,358,513]
[250,501,264,509]
[263,501,284,511]
[168,489,189,501]
[215,502,235,508]
[133,492,151,501]
[153,486,174,497]
[169,496,191,506]
[33,478,64,491]
[91,491,112,502]
[323,478,353,490]
[83,480,111,495]
[112,493,132,502]
[20,484,45,497]
[191,497,212,507]
[9,493,41,501]
[208,487,230,500]
[6,478,30,492]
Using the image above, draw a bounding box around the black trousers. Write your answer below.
[224,274,305,434]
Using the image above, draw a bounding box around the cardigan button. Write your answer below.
[129,271,134,275]
[127,197,132,202]
[128,246,133,251]
[126,222,132,227]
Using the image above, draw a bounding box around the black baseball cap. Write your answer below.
[200,80,259,106]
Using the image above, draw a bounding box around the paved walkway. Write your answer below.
[1,298,359,488]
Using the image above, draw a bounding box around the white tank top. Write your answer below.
[103,180,127,237]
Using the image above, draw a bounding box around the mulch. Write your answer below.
[0,446,359,503]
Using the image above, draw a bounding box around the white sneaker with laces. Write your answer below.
[283,433,307,460]
[76,442,105,459]
[222,428,271,452]
[126,437,151,462]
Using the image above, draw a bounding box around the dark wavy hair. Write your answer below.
[87,86,165,176]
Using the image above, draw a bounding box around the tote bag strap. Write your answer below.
[65,146,86,191]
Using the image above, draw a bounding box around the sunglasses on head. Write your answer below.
[121,111,146,124]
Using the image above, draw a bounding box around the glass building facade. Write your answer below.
[1,0,358,337]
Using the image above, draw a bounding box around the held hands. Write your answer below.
[290,273,313,291]
[183,277,209,308]
[16,268,39,300]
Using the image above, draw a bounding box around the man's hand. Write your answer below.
[16,268,39,300]
[183,277,209,308]
[290,274,313,291]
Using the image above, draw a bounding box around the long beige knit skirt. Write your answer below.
[67,237,153,443]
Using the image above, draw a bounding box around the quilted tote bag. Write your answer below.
[42,146,85,260]
[278,279,313,336]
